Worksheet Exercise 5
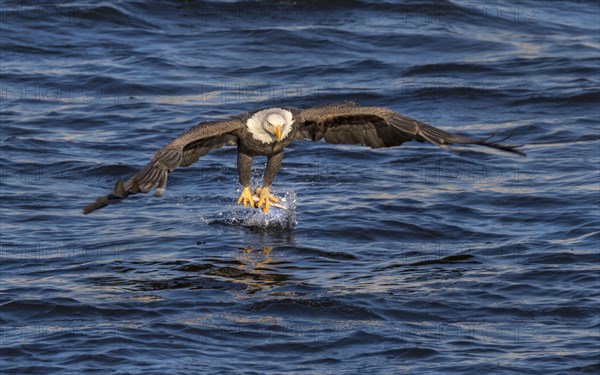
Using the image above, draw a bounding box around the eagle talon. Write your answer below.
[237,186,254,208]
[255,187,278,214]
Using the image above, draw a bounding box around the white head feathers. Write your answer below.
[266,113,285,126]
[246,108,294,144]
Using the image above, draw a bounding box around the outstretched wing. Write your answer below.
[296,103,524,155]
[83,118,244,215]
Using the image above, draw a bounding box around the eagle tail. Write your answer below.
[412,120,526,156]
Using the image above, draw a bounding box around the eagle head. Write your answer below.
[247,108,294,144]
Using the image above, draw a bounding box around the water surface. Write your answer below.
[1,1,599,374]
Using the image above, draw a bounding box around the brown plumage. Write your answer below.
[83,103,524,215]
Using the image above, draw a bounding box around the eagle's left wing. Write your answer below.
[296,103,525,155]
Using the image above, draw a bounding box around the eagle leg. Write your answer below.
[236,150,255,208]
[255,187,279,214]
[237,186,254,208]
[253,152,283,214]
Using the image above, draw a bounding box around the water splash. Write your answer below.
[237,189,297,230]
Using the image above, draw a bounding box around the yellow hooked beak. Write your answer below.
[274,125,282,141]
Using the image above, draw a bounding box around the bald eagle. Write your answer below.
[83,103,524,215]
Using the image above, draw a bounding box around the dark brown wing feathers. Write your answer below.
[83,119,243,215]
[298,103,525,155]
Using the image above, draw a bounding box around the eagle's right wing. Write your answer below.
[83,118,244,215]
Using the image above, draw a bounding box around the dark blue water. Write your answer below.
[1,1,599,374]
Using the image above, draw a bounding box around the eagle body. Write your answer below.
[83,103,524,215]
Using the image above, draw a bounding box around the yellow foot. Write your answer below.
[255,187,279,214]
[236,186,254,208]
